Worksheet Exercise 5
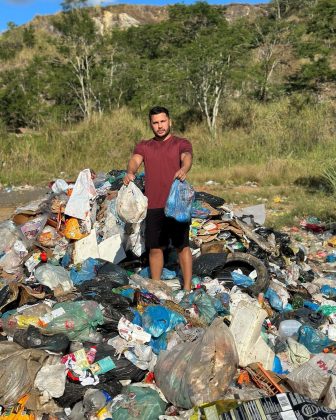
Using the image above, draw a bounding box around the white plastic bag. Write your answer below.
[116,183,147,224]
[123,222,145,257]
[0,221,20,254]
[34,263,73,292]
[65,169,97,221]
[51,179,69,194]
[287,353,336,409]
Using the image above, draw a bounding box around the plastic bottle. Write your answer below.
[86,346,97,364]
[278,319,302,338]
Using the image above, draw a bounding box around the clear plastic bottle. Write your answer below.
[278,319,302,338]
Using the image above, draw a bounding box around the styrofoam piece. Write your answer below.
[229,301,274,370]
[73,229,99,264]
[98,234,126,264]
[74,229,126,265]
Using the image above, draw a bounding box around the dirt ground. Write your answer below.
[0,187,49,222]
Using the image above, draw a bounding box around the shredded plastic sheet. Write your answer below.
[65,169,97,221]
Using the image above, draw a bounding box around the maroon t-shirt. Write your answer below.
[134,135,192,209]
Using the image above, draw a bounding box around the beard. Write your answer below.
[154,125,171,140]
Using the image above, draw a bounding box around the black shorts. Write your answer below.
[145,208,190,249]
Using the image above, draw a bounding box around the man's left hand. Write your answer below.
[174,168,187,181]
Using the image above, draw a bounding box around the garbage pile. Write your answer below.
[0,167,336,419]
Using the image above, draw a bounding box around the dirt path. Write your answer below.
[0,187,49,222]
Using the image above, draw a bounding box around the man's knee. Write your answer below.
[149,248,164,256]
[177,246,189,254]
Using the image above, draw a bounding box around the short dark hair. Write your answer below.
[149,106,170,120]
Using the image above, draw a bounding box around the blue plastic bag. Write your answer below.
[150,333,168,354]
[264,288,292,312]
[70,258,99,285]
[141,305,185,337]
[165,179,195,223]
[231,271,254,288]
[298,325,334,353]
[139,266,177,280]
[321,285,336,298]
[303,300,320,311]
[179,289,227,325]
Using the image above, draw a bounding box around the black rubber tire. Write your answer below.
[213,252,270,296]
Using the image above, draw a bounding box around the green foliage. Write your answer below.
[0,64,45,129]
[22,26,36,48]
[308,0,336,40]
[0,1,335,132]
[288,57,336,90]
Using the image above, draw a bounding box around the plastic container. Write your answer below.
[229,301,274,370]
[278,320,302,338]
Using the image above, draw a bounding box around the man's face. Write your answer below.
[150,112,171,139]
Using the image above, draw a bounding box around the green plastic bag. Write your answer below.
[319,305,336,316]
[44,300,104,341]
[112,386,167,420]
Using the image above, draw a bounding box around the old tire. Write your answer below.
[213,252,270,296]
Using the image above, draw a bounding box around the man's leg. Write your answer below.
[145,209,167,281]
[177,246,192,291]
[149,247,164,280]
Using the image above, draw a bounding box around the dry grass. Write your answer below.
[1,99,336,228]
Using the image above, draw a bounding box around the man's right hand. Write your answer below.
[123,172,135,185]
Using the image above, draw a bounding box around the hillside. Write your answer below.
[0,0,335,131]
[27,3,268,32]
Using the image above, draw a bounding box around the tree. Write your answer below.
[175,21,252,137]
[51,9,118,120]
[23,26,36,48]
[270,0,318,20]
[252,19,290,100]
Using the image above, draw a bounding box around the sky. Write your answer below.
[0,0,269,32]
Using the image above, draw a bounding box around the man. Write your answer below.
[123,106,193,291]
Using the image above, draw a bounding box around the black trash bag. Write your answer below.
[55,380,122,408]
[194,191,225,208]
[134,176,145,192]
[193,253,228,277]
[97,262,130,287]
[13,325,70,353]
[94,343,146,382]
[107,169,125,191]
[99,302,134,333]
[79,282,133,308]
[107,170,144,192]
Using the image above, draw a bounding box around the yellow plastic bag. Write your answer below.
[63,218,85,240]
[0,396,35,419]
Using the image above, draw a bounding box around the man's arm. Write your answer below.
[123,154,143,185]
[174,152,193,181]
